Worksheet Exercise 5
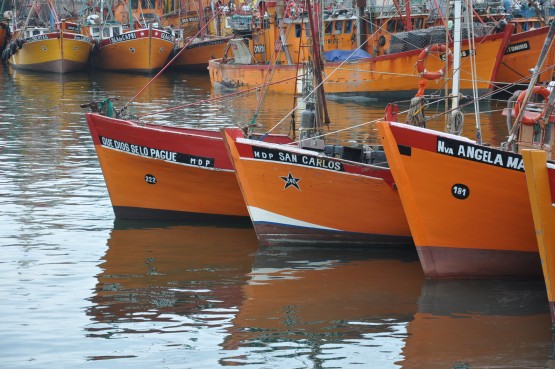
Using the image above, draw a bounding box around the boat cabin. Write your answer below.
[23,27,50,39]
[88,23,124,39]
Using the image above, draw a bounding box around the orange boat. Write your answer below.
[85,23,175,73]
[222,126,412,246]
[376,119,549,278]
[523,149,555,324]
[496,26,555,89]
[209,0,513,98]
[210,27,512,98]
[85,112,292,221]
[170,35,230,71]
[362,2,555,91]
[6,21,94,73]
[167,1,231,71]
[373,17,555,278]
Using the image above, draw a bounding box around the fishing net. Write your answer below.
[385,23,497,54]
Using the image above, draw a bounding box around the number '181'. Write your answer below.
[451,184,470,200]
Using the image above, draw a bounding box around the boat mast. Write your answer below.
[129,0,133,30]
[198,0,204,36]
[391,0,411,31]
[276,0,293,64]
[447,0,463,135]
[306,0,329,126]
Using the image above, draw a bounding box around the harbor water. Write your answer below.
[1,66,554,368]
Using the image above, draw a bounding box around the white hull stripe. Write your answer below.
[248,206,339,231]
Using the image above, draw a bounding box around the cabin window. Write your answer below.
[396,21,404,32]
[344,20,352,34]
[305,23,310,37]
[295,24,302,37]
[413,18,423,30]
[114,27,121,36]
[103,28,111,37]
[325,22,332,35]
[131,0,154,9]
[334,20,342,34]
[387,20,396,33]
[91,26,100,37]
[32,29,40,36]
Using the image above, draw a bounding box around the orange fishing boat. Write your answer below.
[362,1,555,90]
[6,21,93,73]
[170,34,231,71]
[523,149,555,324]
[210,27,512,98]
[168,2,231,72]
[85,22,175,73]
[373,15,555,278]
[85,111,292,221]
[222,126,412,246]
[220,9,412,246]
[209,0,513,98]
[497,26,555,89]
[377,120,544,277]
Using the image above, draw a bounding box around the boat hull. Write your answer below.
[209,30,510,98]
[222,128,412,246]
[497,26,555,88]
[86,113,249,222]
[377,121,541,278]
[9,33,93,73]
[170,36,230,71]
[523,150,555,323]
[91,29,174,72]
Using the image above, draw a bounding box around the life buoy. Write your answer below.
[514,85,551,125]
[415,44,453,80]
[284,1,302,19]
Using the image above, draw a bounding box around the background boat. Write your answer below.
[8,20,94,73]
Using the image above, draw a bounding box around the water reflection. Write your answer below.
[222,246,423,368]
[86,221,258,340]
[401,279,554,369]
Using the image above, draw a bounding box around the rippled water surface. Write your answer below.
[1,66,554,369]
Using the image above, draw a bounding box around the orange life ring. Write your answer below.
[416,44,453,80]
[514,85,551,125]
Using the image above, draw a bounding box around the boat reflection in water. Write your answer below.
[85,221,258,351]
[85,221,553,367]
[401,278,553,368]
[221,246,423,367]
